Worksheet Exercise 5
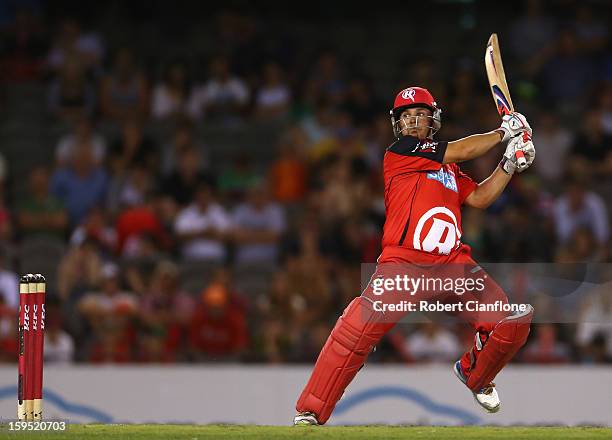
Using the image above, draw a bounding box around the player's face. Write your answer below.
[399,107,433,140]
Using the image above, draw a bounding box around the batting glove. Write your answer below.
[499,133,535,174]
[497,112,532,143]
[516,132,535,173]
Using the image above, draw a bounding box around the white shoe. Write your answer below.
[453,361,501,413]
[294,411,319,425]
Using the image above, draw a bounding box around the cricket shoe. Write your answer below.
[453,361,500,413]
[293,411,319,425]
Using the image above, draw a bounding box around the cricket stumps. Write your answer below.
[18,273,46,421]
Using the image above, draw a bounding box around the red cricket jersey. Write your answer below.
[379,135,478,262]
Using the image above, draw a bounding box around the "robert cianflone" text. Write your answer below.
[372,300,528,313]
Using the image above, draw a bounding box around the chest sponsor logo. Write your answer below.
[413,207,461,255]
[427,168,458,193]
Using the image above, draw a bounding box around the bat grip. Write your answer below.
[515,149,527,167]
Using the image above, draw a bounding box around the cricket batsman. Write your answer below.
[294,87,536,425]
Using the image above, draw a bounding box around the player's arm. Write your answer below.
[464,166,511,209]
[443,131,502,164]
[443,113,531,164]
[465,135,536,209]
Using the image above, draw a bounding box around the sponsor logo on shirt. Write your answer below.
[413,207,462,255]
[427,168,458,193]
[411,141,438,154]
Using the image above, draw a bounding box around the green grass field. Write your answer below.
[1,425,611,439]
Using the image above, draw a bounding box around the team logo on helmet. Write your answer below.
[401,88,416,101]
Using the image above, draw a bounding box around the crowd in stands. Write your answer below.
[0,1,611,365]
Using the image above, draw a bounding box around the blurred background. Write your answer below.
[0,0,610,369]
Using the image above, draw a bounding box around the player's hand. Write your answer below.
[499,134,535,174]
[515,132,535,173]
[498,112,532,142]
[500,138,518,174]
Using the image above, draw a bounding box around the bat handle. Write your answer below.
[515,149,527,168]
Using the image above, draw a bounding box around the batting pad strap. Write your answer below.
[466,305,534,392]
[296,296,392,424]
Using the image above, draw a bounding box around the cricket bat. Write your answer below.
[484,33,527,167]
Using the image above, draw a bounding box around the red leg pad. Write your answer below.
[296,296,394,424]
[466,305,534,392]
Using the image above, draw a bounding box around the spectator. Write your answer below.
[69,207,117,256]
[567,110,612,178]
[256,271,305,362]
[161,146,212,206]
[404,322,461,362]
[282,221,334,325]
[576,284,612,363]
[0,250,18,310]
[99,47,149,122]
[55,117,106,167]
[151,60,190,119]
[561,228,601,263]
[553,178,609,259]
[300,98,336,148]
[151,193,180,244]
[254,62,291,120]
[47,53,96,123]
[571,4,608,53]
[16,166,68,240]
[174,182,232,262]
[343,77,381,126]
[297,322,335,363]
[232,183,286,265]
[585,334,612,363]
[269,142,308,204]
[0,9,46,82]
[323,216,368,264]
[218,154,259,202]
[485,199,555,262]
[46,18,104,75]
[160,119,208,177]
[138,260,195,362]
[114,193,170,257]
[537,29,597,112]
[187,55,249,122]
[532,112,573,185]
[107,162,154,214]
[57,238,103,300]
[522,324,571,363]
[44,299,74,364]
[189,270,247,360]
[0,303,17,361]
[316,156,370,223]
[364,114,395,170]
[106,122,157,213]
[79,263,138,363]
[446,63,479,124]
[307,50,346,108]
[108,120,158,177]
[50,142,109,226]
[508,0,557,61]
